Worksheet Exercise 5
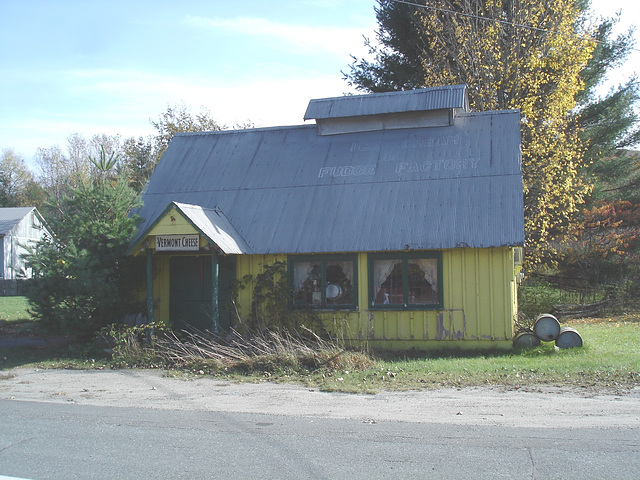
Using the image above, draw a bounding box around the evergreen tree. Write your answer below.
[576,15,639,160]
[24,149,142,336]
[576,13,639,206]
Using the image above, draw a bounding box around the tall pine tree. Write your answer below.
[24,149,142,335]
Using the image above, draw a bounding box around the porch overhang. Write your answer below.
[128,201,252,256]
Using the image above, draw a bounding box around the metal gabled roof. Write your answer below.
[0,207,36,235]
[172,202,253,254]
[304,85,469,120]
[133,108,524,255]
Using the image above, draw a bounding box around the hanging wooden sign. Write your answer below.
[155,235,199,251]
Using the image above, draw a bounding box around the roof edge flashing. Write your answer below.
[174,124,316,138]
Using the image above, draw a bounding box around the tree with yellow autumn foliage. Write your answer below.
[345,0,601,265]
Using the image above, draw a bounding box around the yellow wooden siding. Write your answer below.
[148,255,170,326]
[148,208,199,236]
[129,208,207,257]
[231,248,515,348]
[145,247,516,349]
[234,254,287,322]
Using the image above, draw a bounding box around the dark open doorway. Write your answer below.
[169,255,236,333]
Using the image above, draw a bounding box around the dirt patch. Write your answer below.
[1,367,638,428]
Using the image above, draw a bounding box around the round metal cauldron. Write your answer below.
[533,314,560,342]
[555,326,583,349]
[514,331,541,348]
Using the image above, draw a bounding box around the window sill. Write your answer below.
[292,306,358,312]
[370,305,442,311]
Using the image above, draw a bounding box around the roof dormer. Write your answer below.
[304,84,469,135]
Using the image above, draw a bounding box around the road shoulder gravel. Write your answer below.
[1,367,638,428]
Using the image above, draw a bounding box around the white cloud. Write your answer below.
[59,67,357,126]
[184,15,372,58]
[0,66,359,164]
[129,72,350,125]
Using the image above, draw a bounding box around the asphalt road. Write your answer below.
[1,368,639,479]
[2,399,639,480]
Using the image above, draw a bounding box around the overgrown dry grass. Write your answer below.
[110,327,375,378]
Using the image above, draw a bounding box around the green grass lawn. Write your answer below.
[0,296,31,323]
[0,296,37,341]
[312,316,640,392]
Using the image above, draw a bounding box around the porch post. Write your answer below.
[146,247,154,324]
[211,251,219,334]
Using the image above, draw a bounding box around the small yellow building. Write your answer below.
[129,85,525,350]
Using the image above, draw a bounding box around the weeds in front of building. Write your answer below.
[103,323,374,378]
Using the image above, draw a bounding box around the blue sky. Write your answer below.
[0,0,637,166]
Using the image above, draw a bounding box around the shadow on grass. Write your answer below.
[373,342,563,362]
[0,334,109,370]
[0,318,39,337]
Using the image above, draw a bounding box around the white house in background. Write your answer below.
[0,207,51,287]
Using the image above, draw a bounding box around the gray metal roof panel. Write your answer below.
[172,202,253,254]
[134,110,524,253]
[0,207,35,235]
[304,85,469,120]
